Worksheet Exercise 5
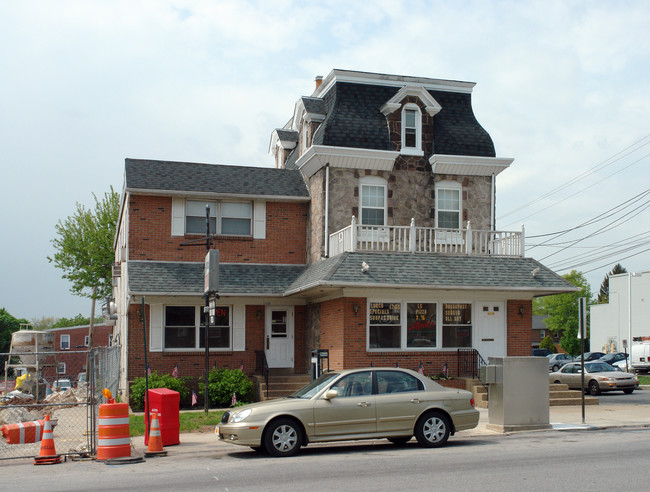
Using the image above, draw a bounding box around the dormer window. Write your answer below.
[301,122,309,153]
[401,104,423,156]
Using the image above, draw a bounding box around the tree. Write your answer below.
[48,187,120,301]
[51,314,103,329]
[539,335,557,353]
[534,270,592,356]
[0,308,29,370]
[597,263,627,303]
[31,316,57,330]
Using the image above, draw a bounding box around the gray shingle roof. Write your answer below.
[275,129,298,143]
[125,159,309,198]
[128,254,576,297]
[301,97,327,115]
[128,261,307,295]
[287,252,576,294]
[310,82,496,157]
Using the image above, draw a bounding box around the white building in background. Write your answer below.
[591,270,650,352]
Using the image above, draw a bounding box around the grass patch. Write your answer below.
[637,375,650,385]
[129,410,225,437]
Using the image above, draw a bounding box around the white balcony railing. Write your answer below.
[328,217,524,257]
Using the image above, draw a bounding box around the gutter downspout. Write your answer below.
[491,173,495,230]
[324,164,330,257]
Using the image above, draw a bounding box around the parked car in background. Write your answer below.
[630,343,650,373]
[598,353,628,367]
[575,351,606,362]
[547,353,574,372]
[217,367,479,457]
[549,362,639,395]
[52,378,72,391]
[532,348,553,357]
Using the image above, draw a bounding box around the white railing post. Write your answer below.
[351,216,357,252]
[520,224,525,257]
[410,218,416,253]
[465,221,472,254]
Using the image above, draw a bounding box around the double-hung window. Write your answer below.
[60,334,70,350]
[186,200,251,236]
[164,305,231,350]
[435,181,461,229]
[359,176,387,226]
[401,104,422,155]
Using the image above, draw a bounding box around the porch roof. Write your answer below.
[285,252,577,295]
[127,253,576,299]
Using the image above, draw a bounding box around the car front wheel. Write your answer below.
[414,411,450,448]
[264,418,302,457]
[588,380,601,396]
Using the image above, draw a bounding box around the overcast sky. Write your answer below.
[2,0,649,322]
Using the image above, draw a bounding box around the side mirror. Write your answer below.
[323,389,340,400]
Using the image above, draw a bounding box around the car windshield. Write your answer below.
[585,362,615,373]
[289,372,340,399]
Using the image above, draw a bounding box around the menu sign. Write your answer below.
[407,303,436,332]
[443,303,471,325]
[369,302,401,324]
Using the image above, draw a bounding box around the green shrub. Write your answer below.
[199,368,254,407]
[540,335,557,353]
[129,372,190,412]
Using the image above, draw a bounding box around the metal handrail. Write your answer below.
[255,350,269,399]
[457,348,488,391]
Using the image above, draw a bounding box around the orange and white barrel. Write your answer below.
[97,402,131,460]
[1,420,46,444]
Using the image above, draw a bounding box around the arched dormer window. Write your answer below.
[401,103,423,156]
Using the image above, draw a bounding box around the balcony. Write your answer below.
[328,217,524,257]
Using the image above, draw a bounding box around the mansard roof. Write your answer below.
[124,158,309,199]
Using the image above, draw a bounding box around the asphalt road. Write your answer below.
[593,386,650,404]
[3,426,649,491]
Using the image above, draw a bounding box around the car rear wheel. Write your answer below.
[414,411,450,448]
[623,388,634,394]
[264,418,302,457]
[553,380,562,385]
[387,437,411,446]
[552,365,560,372]
[588,380,601,396]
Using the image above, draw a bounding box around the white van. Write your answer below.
[630,343,650,372]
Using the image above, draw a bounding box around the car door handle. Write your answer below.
[410,398,421,404]
[357,402,370,407]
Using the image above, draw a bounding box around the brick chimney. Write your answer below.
[315,75,323,90]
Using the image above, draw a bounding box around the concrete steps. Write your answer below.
[467,380,599,408]
[253,372,311,401]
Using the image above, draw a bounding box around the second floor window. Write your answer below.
[435,182,462,229]
[60,334,70,350]
[401,104,422,155]
[360,180,386,226]
[186,200,251,236]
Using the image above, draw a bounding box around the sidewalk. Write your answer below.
[130,390,650,458]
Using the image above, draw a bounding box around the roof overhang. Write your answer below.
[429,154,514,177]
[295,145,400,178]
[269,129,298,157]
[380,86,442,116]
[124,188,310,203]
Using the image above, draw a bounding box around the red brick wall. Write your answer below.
[128,195,308,264]
[317,298,463,377]
[127,303,308,383]
[507,300,533,356]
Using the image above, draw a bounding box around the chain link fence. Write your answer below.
[0,346,120,460]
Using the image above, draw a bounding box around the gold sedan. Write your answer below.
[216,367,479,457]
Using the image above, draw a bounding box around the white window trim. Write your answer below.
[435,180,462,230]
[185,200,253,237]
[400,103,423,156]
[301,120,309,153]
[60,334,70,350]
[57,362,66,374]
[163,305,233,351]
[359,176,387,226]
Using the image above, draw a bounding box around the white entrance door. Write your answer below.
[265,307,294,368]
[475,303,506,361]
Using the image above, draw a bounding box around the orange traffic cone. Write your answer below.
[34,415,62,465]
[144,413,167,457]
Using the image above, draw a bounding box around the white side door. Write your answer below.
[265,307,294,368]
[475,303,506,361]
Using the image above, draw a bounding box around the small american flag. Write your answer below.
[231,391,237,407]
[147,364,151,376]
[443,362,449,378]
[191,390,197,406]
[171,363,179,378]
[418,362,424,375]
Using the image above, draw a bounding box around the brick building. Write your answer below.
[113,70,575,400]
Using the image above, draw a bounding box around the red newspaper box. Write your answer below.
[145,388,180,446]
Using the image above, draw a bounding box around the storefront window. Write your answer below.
[442,303,472,347]
[407,303,437,347]
[368,302,401,349]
